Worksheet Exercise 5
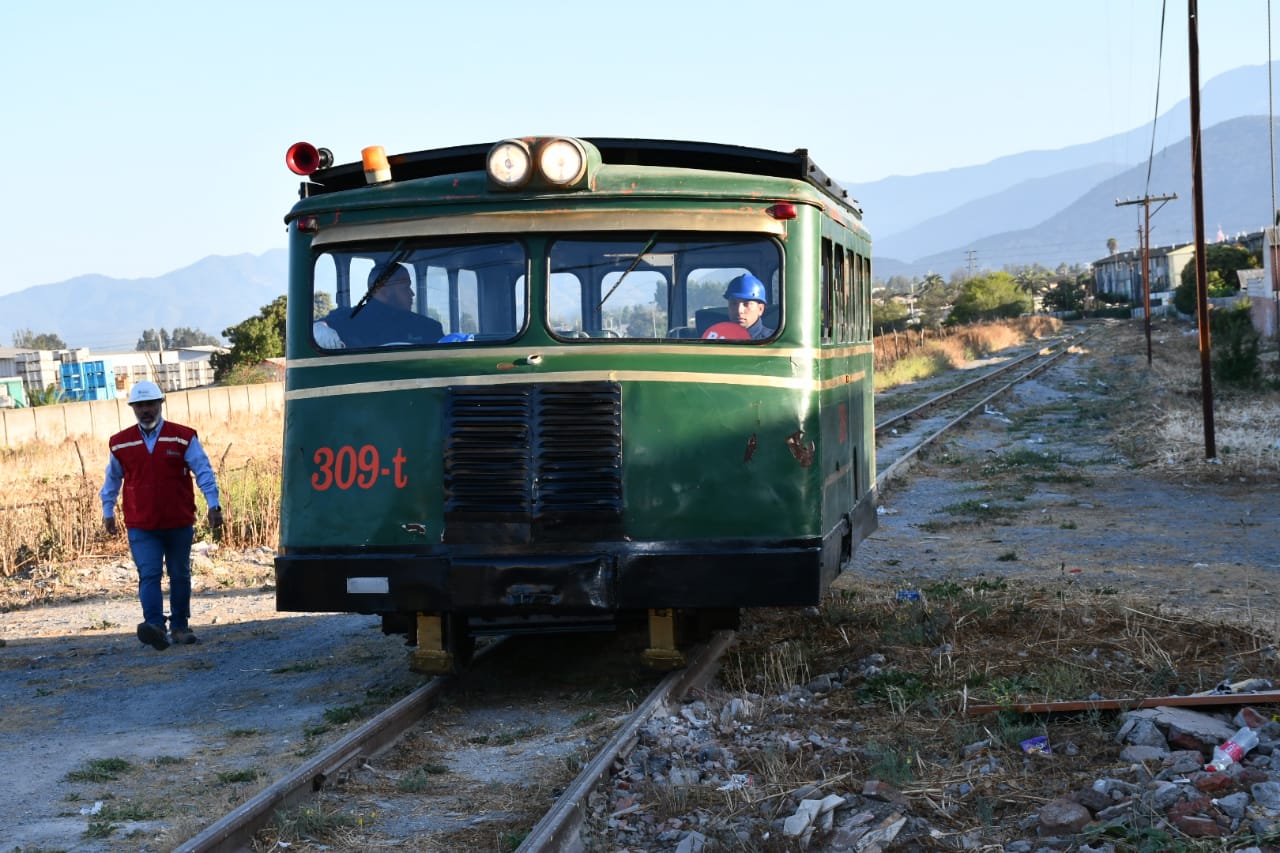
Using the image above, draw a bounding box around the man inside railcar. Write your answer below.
[318,264,443,348]
[724,273,775,339]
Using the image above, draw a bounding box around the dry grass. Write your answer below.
[0,409,282,579]
[875,316,1063,390]
[1105,317,1280,480]
[713,579,1280,848]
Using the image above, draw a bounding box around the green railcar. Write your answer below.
[275,136,876,671]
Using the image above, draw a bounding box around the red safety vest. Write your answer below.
[109,421,198,530]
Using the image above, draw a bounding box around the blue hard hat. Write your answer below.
[438,332,474,343]
[724,273,767,303]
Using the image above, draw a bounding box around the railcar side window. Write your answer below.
[311,241,527,350]
[548,235,781,341]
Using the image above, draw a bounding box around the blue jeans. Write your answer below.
[127,527,195,631]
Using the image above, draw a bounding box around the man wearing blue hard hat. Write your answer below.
[724,273,774,339]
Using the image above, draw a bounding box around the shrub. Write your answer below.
[1211,302,1262,388]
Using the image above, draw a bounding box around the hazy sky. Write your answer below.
[1,0,1276,295]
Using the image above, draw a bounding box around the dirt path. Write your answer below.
[846,320,1280,628]
[0,549,422,852]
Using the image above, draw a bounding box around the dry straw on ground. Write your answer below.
[0,408,282,581]
[1109,317,1280,479]
[874,316,1063,390]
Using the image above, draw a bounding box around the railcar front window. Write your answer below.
[311,241,527,350]
[548,235,781,341]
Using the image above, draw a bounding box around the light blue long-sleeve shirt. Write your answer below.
[100,417,221,519]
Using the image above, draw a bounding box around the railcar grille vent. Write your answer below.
[444,382,622,542]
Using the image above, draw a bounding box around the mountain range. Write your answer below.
[5,61,1280,349]
[855,61,1280,280]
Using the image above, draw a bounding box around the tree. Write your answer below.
[871,298,911,334]
[27,384,67,407]
[313,292,334,321]
[211,295,286,382]
[170,326,222,348]
[1107,237,1119,256]
[1012,267,1050,311]
[1179,243,1259,294]
[1211,301,1262,387]
[1173,270,1229,314]
[137,327,222,350]
[947,272,1032,324]
[916,274,957,328]
[1042,276,1088,313]
[136,328,171,351]
[12,329,67,350]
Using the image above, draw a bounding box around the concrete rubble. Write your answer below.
[584,663,1280,851]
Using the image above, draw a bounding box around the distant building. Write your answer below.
[0,348,60,395]
[1091,243,1195,303]
[92,347,226,395]
[1255,227,1280,338]
[0,345,227,399]
[0,376,26,408]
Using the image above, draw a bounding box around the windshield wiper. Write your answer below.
[350,243,410,319]
[597,233,659,311]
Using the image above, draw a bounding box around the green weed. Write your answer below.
[322,705,362,725]
[216,768,259,784]
[65,757,131,783]
[864,744,915,786]
[98,801,160,821]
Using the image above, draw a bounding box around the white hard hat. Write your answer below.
[128,381,165,404]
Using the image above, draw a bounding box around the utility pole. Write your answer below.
[965,250,977,280]
[1188,0,1216,458]
[1116,193,1177,365]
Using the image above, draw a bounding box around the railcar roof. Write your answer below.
[298,138,859,215]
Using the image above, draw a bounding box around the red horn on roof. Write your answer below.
[286,142,334,175]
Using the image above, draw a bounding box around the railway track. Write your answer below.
[170,326,1096,852]
[173,631,732,852]
[874,324,1096,487]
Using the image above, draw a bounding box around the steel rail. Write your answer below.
[173,640,504,853]
[875,327,1097,491]
[875,327,1089,435]
[515,630,737,853]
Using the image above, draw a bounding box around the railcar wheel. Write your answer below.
[409,612,474,675]
[641,608,740,669]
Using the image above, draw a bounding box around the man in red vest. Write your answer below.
[101,381,223,650]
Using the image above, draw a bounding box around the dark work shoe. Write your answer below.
[170,627,200,645]
[137,622,170,651]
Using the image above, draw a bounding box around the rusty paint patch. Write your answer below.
[786,431,815,467]
[743,433,758,463]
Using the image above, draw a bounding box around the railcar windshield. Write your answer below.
[549,234,781,341]
[308,233,782,350]
[311,240,528,350]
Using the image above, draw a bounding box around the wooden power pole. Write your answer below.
[1188,0,1217,458]
[1116,194,1177,365]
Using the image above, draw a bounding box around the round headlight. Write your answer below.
[537,138,587,186]
[487,140,532,188]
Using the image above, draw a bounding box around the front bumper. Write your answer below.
[275,540,824,616]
